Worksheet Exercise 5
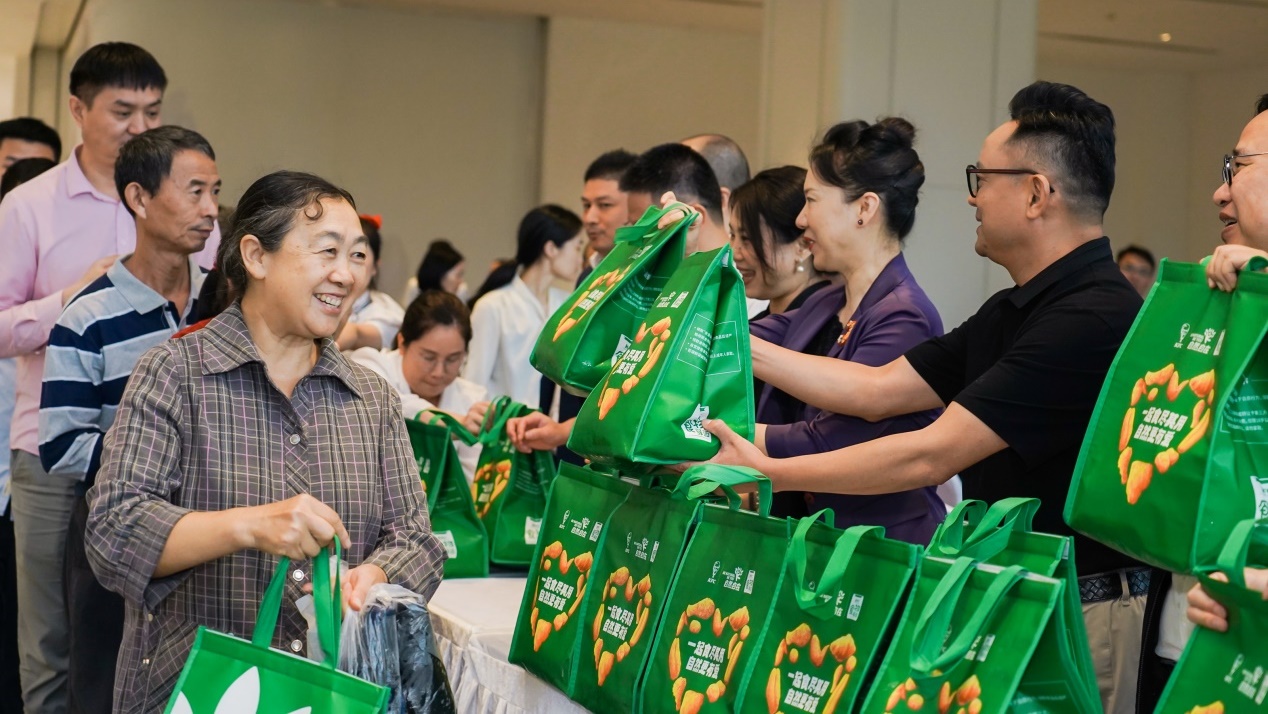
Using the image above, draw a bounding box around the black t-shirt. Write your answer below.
[904,237,1143,575]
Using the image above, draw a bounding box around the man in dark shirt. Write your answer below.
[705,81,1145,713]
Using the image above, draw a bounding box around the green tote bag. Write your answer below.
[164,542,389,714]
[1155,518,1268,714]
[532,205,689,395]
[405,410,488,578]
[637,465,784,714]
[930,499,1099,710]
[471,395,557,566]
[733,513,920,714]
[860,557,1075,714]
[569,244,754,470]
[508,463,633,694]
[1066,258,1268,574]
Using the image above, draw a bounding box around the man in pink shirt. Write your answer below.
[0,42,219,713]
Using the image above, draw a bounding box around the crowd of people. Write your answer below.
[1,39,1266,714]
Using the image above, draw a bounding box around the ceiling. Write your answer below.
[1,0,1266,73]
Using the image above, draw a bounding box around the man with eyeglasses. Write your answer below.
[1134,92,1268,711]
[704,81,1147,713]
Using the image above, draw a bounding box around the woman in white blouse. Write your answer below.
[462,204,584,409]
[351,290,488,481]
[337,214,405,351]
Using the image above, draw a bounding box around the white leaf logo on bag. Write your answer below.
[682,404,712,442]
[173,667,313,714]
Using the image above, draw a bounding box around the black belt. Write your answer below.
[1078,567,1151,604]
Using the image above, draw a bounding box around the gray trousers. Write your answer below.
[11,449,77,714]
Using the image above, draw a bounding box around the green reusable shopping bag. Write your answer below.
[568,244,754,470]
[471,395,557,566]
[930,499,1099,711]
[571,466,767,713]
[508,463,633,694]
[1155,518,1268,714]
[405,410,488,578]
[164,542,388,714]
[533,205,689,395]
[733,513,920,714]
[637,466,784,714]
[860,557,1073,714]
[1066,258,1268,574]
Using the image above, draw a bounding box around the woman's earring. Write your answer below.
[857,218,864,225]
[796,263,805,273]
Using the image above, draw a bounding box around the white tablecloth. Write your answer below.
[430,577,589,713]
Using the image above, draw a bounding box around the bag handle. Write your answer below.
[478,396,522,446]
[929,498,1039,561]
[415,409,479,446]
[671,464,772,515]
[253,540,343,669]
[908,559,1028,673]
[928,500,988,555]
[789,512,884,618]
[1246,255,1268,273]
[614,204,670,245]
[1215,518,1268,588]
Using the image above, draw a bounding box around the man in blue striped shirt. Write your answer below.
[38,125,218,713]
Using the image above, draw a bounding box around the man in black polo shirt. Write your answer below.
[704,81,1146,713]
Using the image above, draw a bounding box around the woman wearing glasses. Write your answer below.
[744,118,947,544]
[350,290,489,482]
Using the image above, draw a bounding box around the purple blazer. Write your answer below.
[751,254,945,545]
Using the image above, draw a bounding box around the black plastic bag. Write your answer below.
[339,584,456,714]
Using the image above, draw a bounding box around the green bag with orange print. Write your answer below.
[532,205,688,396]
[731,513,920,714]
[859,556,1088,714]
[405,411,488,578]
[568,244,754,470]
[507,463,633,694]
[1065,258,1268,574]
[471,396,557,566]
[1155,518,1268,714]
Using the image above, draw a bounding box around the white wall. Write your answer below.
[538,15,760,210]
[1037,62,1197,263]
[65,0,546,298]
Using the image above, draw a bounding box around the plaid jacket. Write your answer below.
[85,303,445,713]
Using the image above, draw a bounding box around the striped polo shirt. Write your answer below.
[39,255,204,487]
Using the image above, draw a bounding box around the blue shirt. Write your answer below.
[39,255,204,487]
[751,253,945,544]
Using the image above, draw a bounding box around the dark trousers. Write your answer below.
[65,496,123,714]
[0,506,23,713]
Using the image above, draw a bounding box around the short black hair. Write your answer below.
[730,166,807,273]
[1116,244,1155,270]
[682,134,750,191]
[0,157,56,200]
[809,118,925,240]
[416,239,465,293]
[400,290,473,347]
[620,143,724,225]
[70,42,167,105]
[1007,80,1116,222]
[0,118,61,161]
[1256,94,1268,115]
[115,126,215,217]
[584,149,637,183]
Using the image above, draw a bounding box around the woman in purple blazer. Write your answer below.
[749,118,945,545]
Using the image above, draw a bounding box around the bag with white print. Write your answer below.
[1066,257,1268,574]
[568,244,754,470]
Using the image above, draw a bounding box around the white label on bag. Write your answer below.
[525,517,541,545]
[1252,477,1268,519]
[436,530,457,558]
[847,594,864,621]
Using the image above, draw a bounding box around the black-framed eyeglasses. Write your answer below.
[965,164,1056,198]
[1222,151,1268,185]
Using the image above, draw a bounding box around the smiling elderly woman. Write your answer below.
[84,170,445,712]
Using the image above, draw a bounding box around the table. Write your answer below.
[429,577,590,713]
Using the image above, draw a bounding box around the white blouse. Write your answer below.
[349,347,487,483]
[348,289,405,349]
[461,275,567,410]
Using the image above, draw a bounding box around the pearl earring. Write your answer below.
[796,263,805,273]
[857,218,864,225]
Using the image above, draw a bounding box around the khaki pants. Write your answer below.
[1082,583,1147,714]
